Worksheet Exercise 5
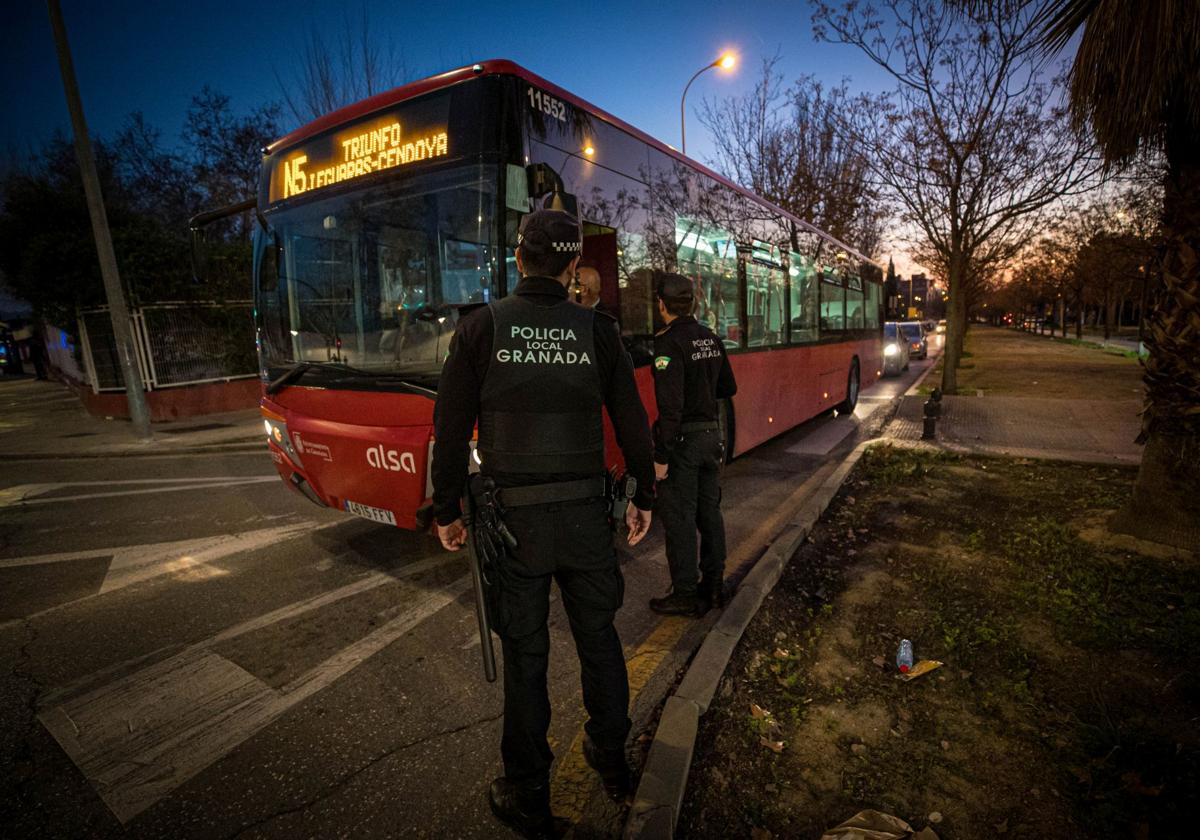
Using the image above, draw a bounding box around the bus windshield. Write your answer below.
[256,162,499,381]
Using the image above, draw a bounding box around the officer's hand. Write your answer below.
[654,462,669,481]
[437,519,468,551]
[626,506,651,546]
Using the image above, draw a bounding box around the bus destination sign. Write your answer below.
[268,98,451,203]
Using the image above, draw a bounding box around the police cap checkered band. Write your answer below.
[517,209,582,257]
[655,271,694,303]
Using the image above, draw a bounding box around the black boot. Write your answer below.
[488,778,565,839]
[582,736,633,802]
[697,576,727,613]
[649,590,703,617]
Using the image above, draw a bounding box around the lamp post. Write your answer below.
[680,51,736,155]
[47,0,152,440]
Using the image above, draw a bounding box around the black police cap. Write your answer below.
[517,209,582,258]
[655,271,695,303]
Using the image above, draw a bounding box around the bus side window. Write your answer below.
[676,216,739,348]
[820,268,846,333]
[788,251,819,343]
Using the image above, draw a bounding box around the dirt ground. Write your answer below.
[678,445,1198,839]
[926,327,1143,399]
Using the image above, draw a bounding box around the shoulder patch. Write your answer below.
[654,355,671,371]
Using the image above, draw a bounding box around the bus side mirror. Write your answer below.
[188,197,257,284]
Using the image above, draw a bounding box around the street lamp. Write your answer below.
[680,51,736,154]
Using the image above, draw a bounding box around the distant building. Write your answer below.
[904,273,930,318]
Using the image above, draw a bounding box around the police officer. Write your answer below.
[431,209,655,839]
[648,272,737,617]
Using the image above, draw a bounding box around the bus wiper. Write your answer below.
[266,362,317,395]
[266,361,437,397]
[265,361,355,394]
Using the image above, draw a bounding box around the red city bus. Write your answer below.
[253,60,883,529]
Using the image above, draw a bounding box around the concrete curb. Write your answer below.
[903,350,942,397]
[624,438,876,839]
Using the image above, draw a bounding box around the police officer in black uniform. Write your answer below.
[431,209,655,839]
[648,272,737,617]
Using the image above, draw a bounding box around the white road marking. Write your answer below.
[39,574,470,823]
[3,476,279,507]
[35,550,461,712]
[0,523,336,625]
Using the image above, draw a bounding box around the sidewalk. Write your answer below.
[1,376,262,458]
[888,394,1142,463]
[1021,326,1143,354]
[892,326,1143,464]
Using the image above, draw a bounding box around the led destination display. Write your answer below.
[267,94,452,204]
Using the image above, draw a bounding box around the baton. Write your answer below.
[462,491,498,683]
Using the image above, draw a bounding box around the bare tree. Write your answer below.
[814,0,1098,392]
[275,7,410,128]
[699,56,888,258]
[183,88,281,241]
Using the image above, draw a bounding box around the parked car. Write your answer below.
[882,322,911,375]
[936,319,947,334]
[898,320,928,359]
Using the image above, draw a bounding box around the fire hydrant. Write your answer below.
[922,388,943,440]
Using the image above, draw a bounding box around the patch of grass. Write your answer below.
[1080,480,1132,510]
[1060,337,1143,360]
[859,444,959,488]
[1001,515,1200,657]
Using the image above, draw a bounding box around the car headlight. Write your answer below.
[884,343,898,356]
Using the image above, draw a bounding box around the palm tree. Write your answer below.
[998,0,1200,548]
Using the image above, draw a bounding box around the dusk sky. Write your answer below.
[5,0,912,262]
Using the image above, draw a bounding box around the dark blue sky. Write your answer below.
[4,0,927,265]
[4,0,896,166]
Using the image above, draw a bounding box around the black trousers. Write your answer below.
[489,495,629,785]
[657,429,727,595]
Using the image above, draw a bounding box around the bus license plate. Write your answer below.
[345,500,397,526]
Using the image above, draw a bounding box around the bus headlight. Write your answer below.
[264,415,303,467]
[884,343,899,357]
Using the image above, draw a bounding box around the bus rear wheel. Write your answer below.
[837,360,860,414]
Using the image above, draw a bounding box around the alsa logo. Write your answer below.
[366,444,416,474]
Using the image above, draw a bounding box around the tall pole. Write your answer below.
[680,53,735,155]
[47,0,151,440]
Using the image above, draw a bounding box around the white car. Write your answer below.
[883,322,911,375]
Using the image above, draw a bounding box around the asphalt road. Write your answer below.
[0,356,935,839]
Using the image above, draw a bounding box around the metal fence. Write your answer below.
[78,302,256,393]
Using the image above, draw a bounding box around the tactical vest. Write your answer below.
[478,293,604,475]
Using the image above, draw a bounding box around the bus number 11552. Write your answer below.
[527,87,567,122]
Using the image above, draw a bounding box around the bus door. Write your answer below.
[580,223,619,315]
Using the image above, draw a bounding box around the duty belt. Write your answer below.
[495,476,607,508]
[680,421,720,433]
